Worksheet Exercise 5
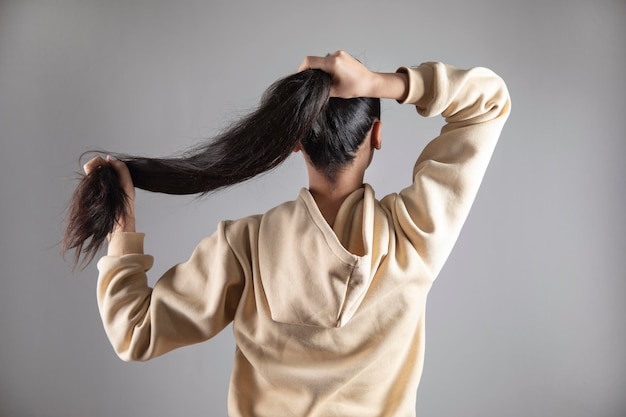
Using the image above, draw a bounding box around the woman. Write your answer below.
[65,51,510,416]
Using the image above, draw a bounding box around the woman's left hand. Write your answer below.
[83,155,136,233]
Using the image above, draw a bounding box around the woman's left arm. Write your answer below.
[96,223,245,361]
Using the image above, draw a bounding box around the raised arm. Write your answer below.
[299,50,411,101]
[392,61,511,277]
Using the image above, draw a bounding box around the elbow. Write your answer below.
[113,343,152,362]
[476,70,511,124]
[481,68,511,120]
[105,328,154,362]
[445,73,511,126]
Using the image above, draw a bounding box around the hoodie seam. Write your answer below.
[335,260,361,327]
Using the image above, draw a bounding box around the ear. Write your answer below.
[293,143,301,153]
[371,121,382,150]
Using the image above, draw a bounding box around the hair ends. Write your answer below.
[62,163,130,270]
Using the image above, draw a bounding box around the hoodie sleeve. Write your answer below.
[96,222,245,361]
[389,62,511,278]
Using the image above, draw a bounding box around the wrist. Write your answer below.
[371,72,409,101]
[114,214,136,233]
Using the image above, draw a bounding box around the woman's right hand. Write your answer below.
[298,50,408,102]
[83,155,136,233]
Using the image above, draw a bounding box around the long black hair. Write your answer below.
[63,68,381,269]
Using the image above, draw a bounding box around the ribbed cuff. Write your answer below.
[396,64,433,108]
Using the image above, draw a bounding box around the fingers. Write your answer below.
[83,156,107,175]
[81,154,136,233]
[297,50,346,73]
[107,156,131,177]
[298,50,375,99]
[298,55,328,72]
[83,155,130,180]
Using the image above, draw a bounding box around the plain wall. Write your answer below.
[1,0,624,416]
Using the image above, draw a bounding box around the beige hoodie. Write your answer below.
[97,61,511,417]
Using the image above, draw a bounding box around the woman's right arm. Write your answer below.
[391,62,511,278]
[298,50,411,101]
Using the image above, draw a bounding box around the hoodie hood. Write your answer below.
[257,184,388,328]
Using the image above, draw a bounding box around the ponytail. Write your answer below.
[63,69,380,269]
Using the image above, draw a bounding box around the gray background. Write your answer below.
[1,0,624,416]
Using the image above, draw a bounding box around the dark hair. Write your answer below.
[62,69,380,269]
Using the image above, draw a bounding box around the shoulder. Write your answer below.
[220,196,301,248]
[220,213,262,243]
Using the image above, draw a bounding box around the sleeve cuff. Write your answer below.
[107,232,146,256]
[396,64,434,109]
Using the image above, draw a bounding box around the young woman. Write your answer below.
[65,51,510,416]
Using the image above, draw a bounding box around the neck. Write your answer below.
[302,134,375,226]
[307,166,365,226]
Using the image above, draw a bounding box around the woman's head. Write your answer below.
[302,94,381,181]
[258,68,381,181]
